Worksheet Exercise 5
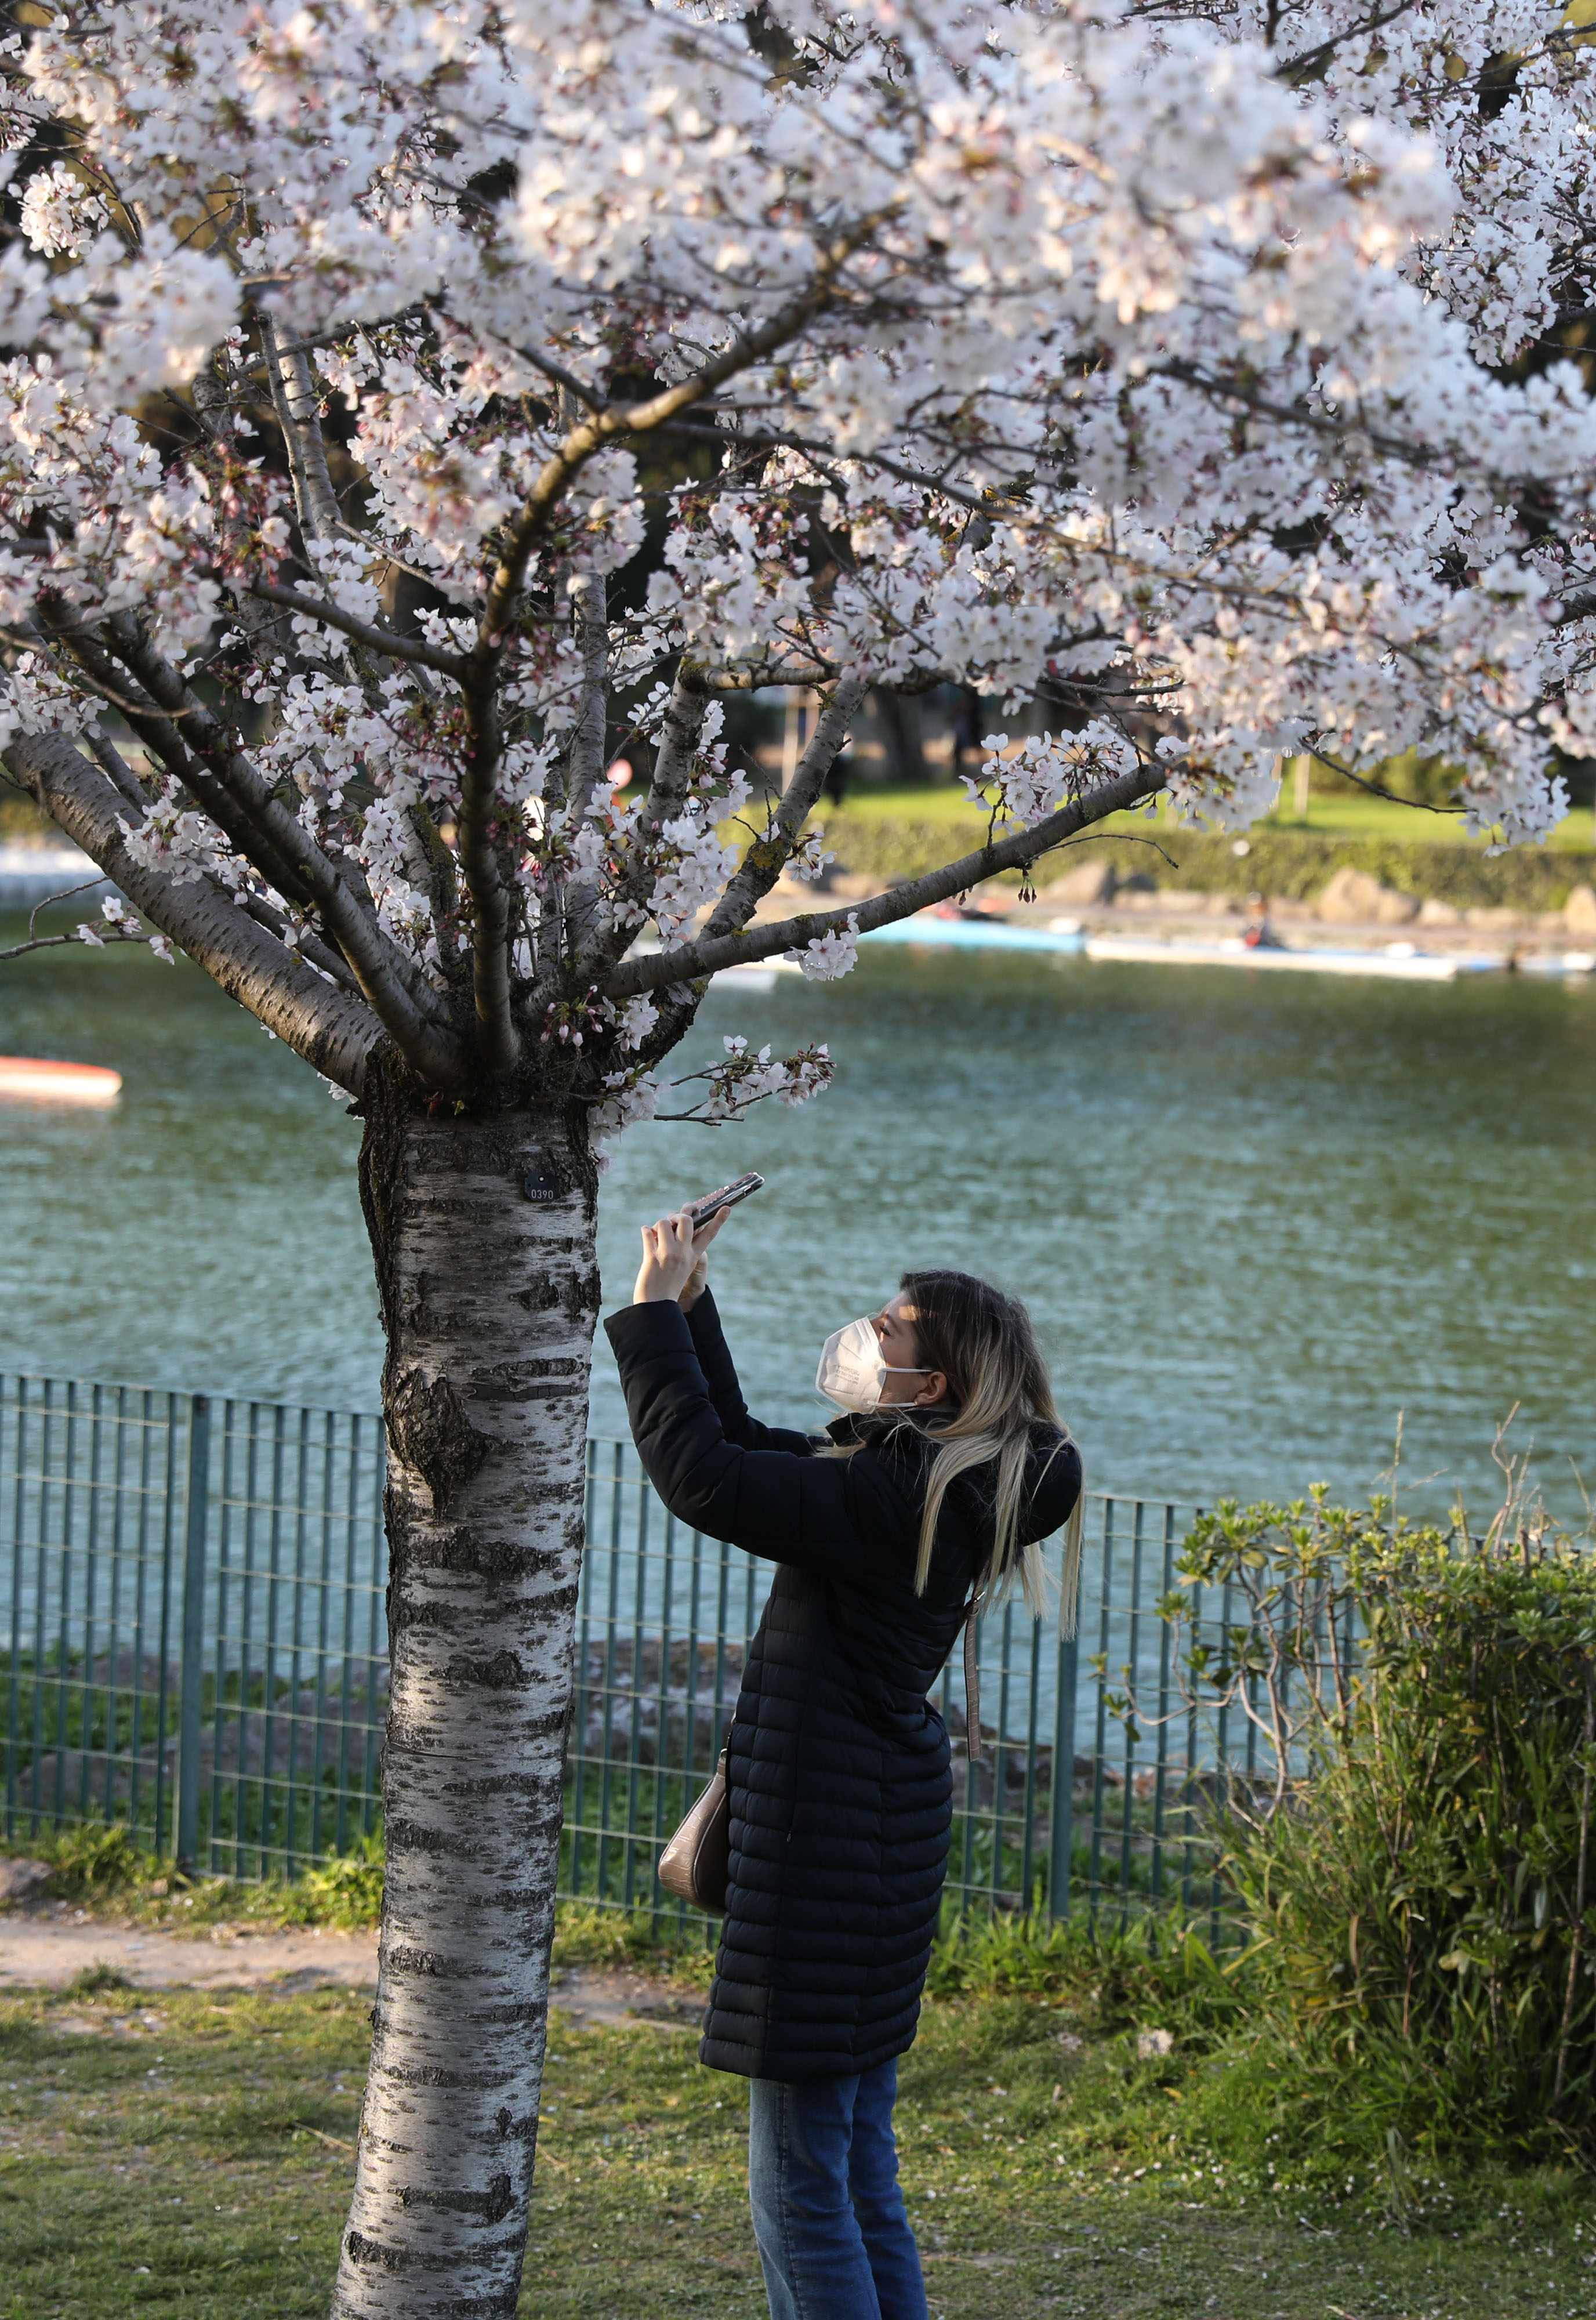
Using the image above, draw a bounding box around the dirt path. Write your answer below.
[0,1883,703,2025]
[0,1902,380,1992]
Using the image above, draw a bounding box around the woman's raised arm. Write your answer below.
[604,1302,898,1576]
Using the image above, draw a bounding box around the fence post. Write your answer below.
[174,1394,211,1873]
[1047,1616,1080,1917]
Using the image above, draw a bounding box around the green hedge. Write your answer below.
[819,811,1596,912]
[0,792,50,843]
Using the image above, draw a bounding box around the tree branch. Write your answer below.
[24,875,108,940]
[454,673,520,1075]
[601,752,1165,999]
[1273,0,1419,85]
[0,928,106,963]
[700,674,865,941]
[257,309,342,545]
[1155,358,1441,471]
[50,618,324,916]
[1304,742,1466,817]
[656,416,988,513]
[249,583,466,677]
[187,353,303,685]
[88,731,150,812]
[583,660,713,978]
[470,212,891,665]
[451,229,888,1055]
[94,614,468,1081]
[702,661,833,692]
[2,730,382,1094]
[227,886,365,995]
[557,568,613,970]
[513,343,604,411]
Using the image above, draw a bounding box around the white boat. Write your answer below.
[624,935,801,992]
[0,1056,122,1105]
[1082,934,1500,982]
[712,958,803,992]
[0,843,111,908]
[862,911,1084,955]
[1517,950,1596,978]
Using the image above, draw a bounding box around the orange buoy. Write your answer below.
[0,1056,122,1105]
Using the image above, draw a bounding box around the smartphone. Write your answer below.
[685,1171,765,1226]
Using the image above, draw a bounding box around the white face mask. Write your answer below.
[815,1315,928,1413]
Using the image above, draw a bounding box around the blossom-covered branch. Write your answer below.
[603,745,1167,1001]
[0,0,1588,1146]
[700,676,868,945]
[249,583,467,677]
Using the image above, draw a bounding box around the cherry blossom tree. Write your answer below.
[2,1,1594,2310]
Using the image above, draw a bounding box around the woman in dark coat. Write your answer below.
[604,1205,1083,2320]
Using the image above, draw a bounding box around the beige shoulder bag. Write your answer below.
[658,1723,733,1913]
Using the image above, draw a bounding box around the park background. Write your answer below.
[5,722,1596,2320]
[3,710,1592,1522]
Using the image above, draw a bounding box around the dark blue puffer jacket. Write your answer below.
[603,1291,1082,2082]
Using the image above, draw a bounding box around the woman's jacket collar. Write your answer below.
[824,1406,956,1454]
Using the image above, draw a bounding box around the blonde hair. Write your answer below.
[835,1270,1084,1636]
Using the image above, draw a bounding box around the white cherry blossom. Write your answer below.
[789,912,861,981]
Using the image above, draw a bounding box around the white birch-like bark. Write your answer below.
[332,1070,600,2319]
[2,730,382,1093]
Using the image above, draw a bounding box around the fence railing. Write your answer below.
[0,1371,1239,1925]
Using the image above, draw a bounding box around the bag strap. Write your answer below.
[963,1596,984,1764]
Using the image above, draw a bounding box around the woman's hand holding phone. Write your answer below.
[633,1199,732,1309]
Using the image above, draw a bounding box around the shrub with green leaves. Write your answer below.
[1169,1495,1596,2162]
[288,1828,385,1930]
[37,1821,153,1897]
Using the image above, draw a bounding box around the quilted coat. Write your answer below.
[603,1290,1082,2082]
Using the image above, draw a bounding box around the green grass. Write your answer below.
[1257,792,1596,850]
[820,779,1596,850]
[7,1966,1596,2317]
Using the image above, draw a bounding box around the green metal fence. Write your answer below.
[0,1371,1228,1922]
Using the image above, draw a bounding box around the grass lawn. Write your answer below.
[1256,792,1596,850]
[826,780,1596,852]
[6,1973,1596,2320]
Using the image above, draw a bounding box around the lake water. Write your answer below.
[2,912,1592,1521]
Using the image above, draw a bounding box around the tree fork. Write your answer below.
[1,730,380,1092]
[333,1058,602,2319]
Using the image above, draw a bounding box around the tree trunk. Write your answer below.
[332,1061,601,2319]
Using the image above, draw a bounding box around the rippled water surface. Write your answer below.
[2,914,1591,1516]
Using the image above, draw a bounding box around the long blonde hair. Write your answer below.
[836,1270,1084,1636]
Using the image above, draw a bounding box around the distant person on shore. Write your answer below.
[823,747,852,809]
[1244,892,1282,949]
[949,690,984,777]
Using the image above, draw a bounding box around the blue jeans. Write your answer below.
[747,2060,928,2320]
